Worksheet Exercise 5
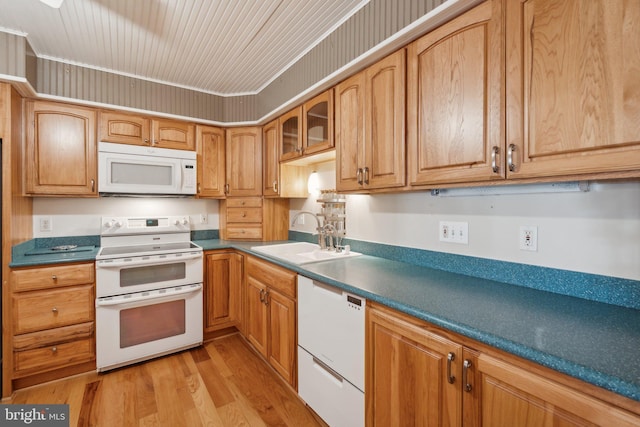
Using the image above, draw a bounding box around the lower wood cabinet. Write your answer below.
[367,302,640,427]
[244,255,297,388]
[9,263,96,380]
[204,250,243,336]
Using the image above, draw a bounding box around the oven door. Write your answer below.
[96,252,203,297]
[96,283,203,372]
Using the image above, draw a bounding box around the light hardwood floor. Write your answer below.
[6,334,323,426]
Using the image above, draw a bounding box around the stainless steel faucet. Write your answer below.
[291,211,326,249]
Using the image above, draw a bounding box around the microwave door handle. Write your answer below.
[96,284,202,307]
[97,252,202,268]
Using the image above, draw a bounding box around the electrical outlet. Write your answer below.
[200,214,208,224]
[40,217,53,232]
[439,221,468,244]
[519,226,538,251]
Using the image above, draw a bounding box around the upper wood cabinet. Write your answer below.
[302,90,334,156]
[225,127,262,197]
[336,49,406,192]
[505,0,640,180]
[25,100,97,196]
[99,111,195,150]
[279,107,303,162]
[407,0,504,187]
[196,125,226,198]
[263,119,280,197]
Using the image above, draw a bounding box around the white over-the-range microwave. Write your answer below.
[98,142,197,196]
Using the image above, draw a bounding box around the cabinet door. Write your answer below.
[303,90,334,155]
[226,127,263,197]
[367,305,462,427]
[408,0,504,186]
[336,72,365,192]
[365,49,406,190]
[151,118,195,150]
[98,111,150,146]
[279,107,303,161]
[476,353,639,427]
[196,125,226,198]
[245,276,268,358]
[25,101,97,196]
[204,251,242,332]
[506,0,640,179]
[263,119,280,197]
[267,289,296,387]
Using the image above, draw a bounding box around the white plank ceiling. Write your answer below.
[0,0,369,95]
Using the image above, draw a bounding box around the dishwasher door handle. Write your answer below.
[312,356,344,385]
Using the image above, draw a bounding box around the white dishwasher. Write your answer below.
[297,275,365,427]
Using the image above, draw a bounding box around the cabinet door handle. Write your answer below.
[356,168,363,185]
[224,184,229,195]
[463,359,472,392]
[447,352,455,384]
[272,180,278,193]
[144,139,150,145]
[91,179,95,192]
[491,146,499,173]
[264,290,270,306]
[259,289,265,303]
[507,144,517,172]
[197,183,201,193]
[363,166,370,185]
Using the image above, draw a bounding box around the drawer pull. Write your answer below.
[51,346,57,353]
[51,275,57,281]
[241,212,247,218]
[447,352,455,384]
[52,307,58,314]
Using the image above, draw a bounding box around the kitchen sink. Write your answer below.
[251,242,361,265]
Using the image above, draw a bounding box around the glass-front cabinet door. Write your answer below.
[280,107,302,161]
[303,90,334,155]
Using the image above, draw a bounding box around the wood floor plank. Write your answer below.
[7,334,322,427]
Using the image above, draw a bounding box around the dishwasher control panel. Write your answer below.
[347,295,363,310]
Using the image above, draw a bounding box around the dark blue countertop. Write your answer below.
[10,237,640,403]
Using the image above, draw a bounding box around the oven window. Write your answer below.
[111,161,174,186]
[120,300,186,348]
[120,262,186,287]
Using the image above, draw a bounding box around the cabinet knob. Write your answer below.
[51,346,58,353]
[51,275,57,281]
[241,212,246,218]
[52,307,58,314]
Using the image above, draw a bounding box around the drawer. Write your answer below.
[226,207,262,223]
[14,337,95,377]
[13,284,94,334]
[247,256,296,298]
[226,224,263,240]
[12,263,94,292]
[226,197,262,208]
[298,346,364,427]
[14,322,94,351]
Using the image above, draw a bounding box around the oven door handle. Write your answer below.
[96,252,202,268]
[96,284,202,307]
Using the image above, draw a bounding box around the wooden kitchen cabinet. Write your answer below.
[25,100,98,196]
[407,0,504,187]
[204,251,243,335]
[367,302,640,427]
[302,90,334,156]
[10,262,95,380]
[336,49,406,192]
[279,107,303,162]
[245,256,297,388]
[225,127,263,197]
[99,111,195,150]
[196,125,226,198]
[367,303,462,426]
[263,118,280,197]
[505,0,640,180]
[219,197,289,241]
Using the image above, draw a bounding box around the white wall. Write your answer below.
[290,163,640,281]
[33,198,220,237]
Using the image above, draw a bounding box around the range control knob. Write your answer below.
[104,220,115,228]
[181,217,189,225]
